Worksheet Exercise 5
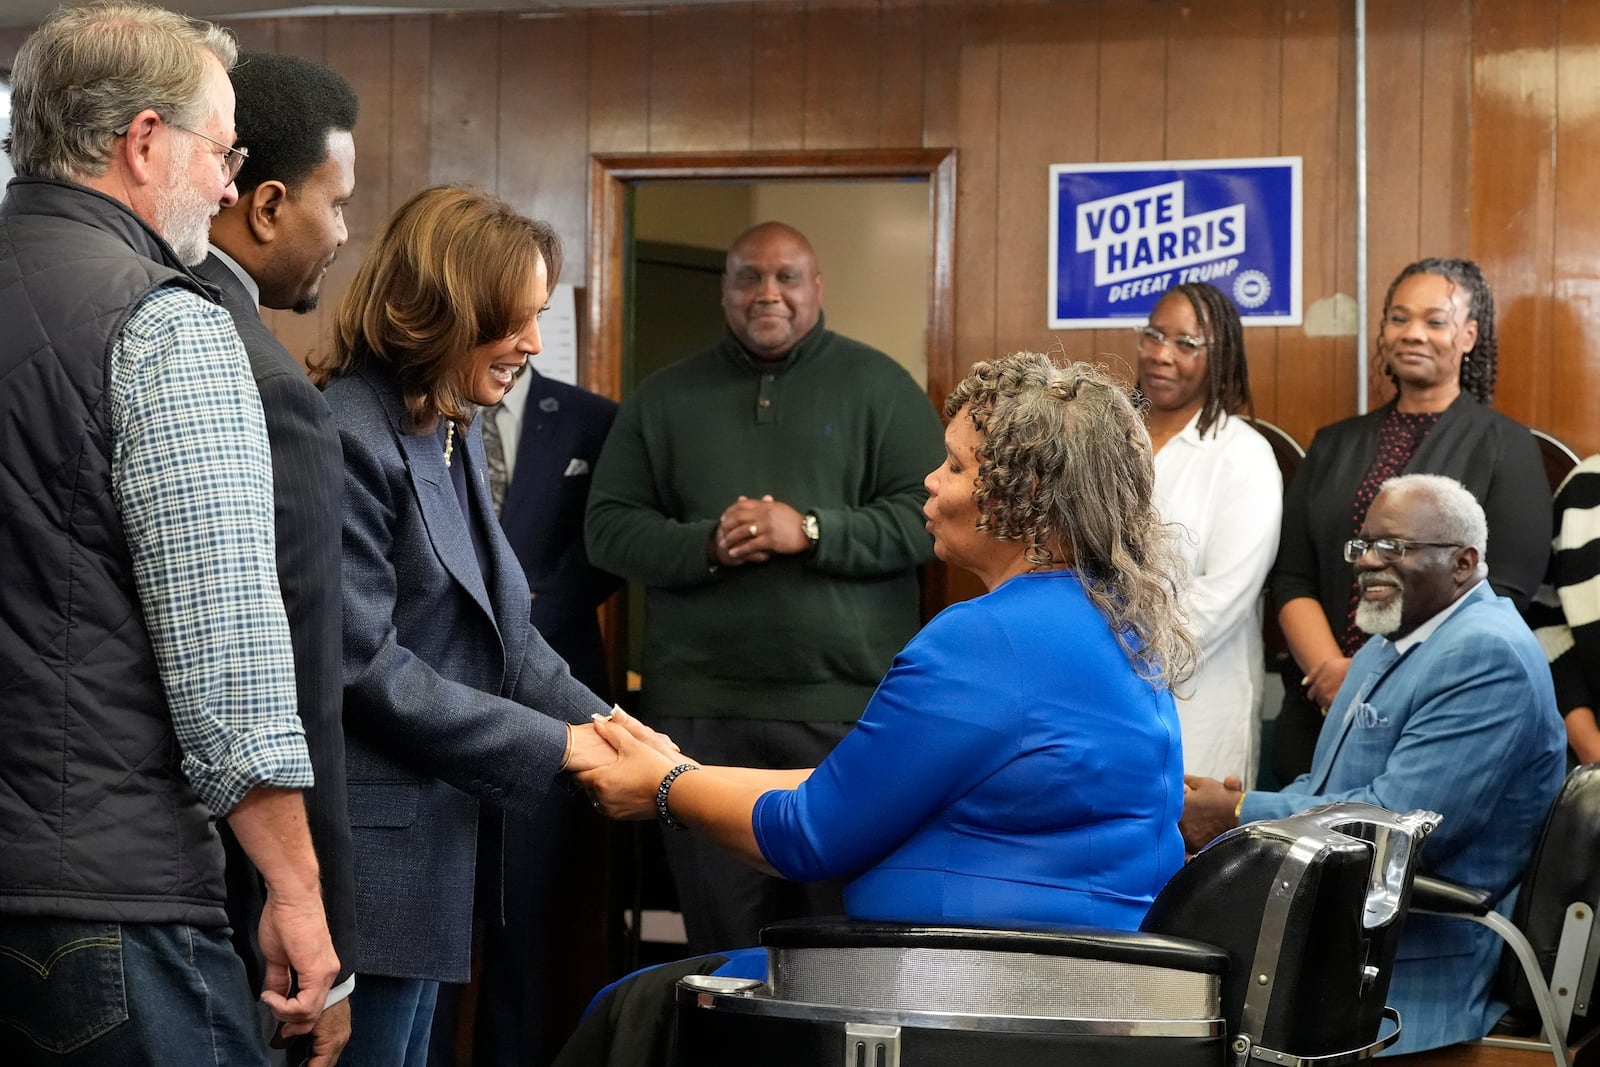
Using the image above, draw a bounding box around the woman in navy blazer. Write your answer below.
[313,186,614,1067]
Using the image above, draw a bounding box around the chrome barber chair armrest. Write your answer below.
[1412,875,1577,1066]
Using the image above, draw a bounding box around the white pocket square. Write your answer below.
[563,458,590,477]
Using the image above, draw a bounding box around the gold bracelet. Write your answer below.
[559,721,574,772]
[1233,791,1248,822]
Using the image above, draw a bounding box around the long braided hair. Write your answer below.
[1379,258,1497,404]
[1167,282,1253,438]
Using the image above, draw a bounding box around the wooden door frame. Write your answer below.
[586,149,960,666]
[584,147,958,407]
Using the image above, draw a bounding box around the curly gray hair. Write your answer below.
[943,353,1195,686]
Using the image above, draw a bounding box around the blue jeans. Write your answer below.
[342,975,439,1067]
[0,916,266,1065]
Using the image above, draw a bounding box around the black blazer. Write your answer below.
[499,369,621,696]
[1273,393,1553,627]
[195,253,358,985]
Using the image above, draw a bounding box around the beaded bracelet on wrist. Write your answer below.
[656,763,700,830]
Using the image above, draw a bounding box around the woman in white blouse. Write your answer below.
[1136,283,1281,787]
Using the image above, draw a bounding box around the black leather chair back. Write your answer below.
[1531,427,1580,495]
[1247,418,1304,672]
[1142,802,1435,1059]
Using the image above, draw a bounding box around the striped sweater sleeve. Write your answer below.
[1532,456,1600,714]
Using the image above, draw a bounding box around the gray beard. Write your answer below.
[1355,593,1404,636]
[154,158,216,267]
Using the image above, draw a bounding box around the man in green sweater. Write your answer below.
[585,221,944,955]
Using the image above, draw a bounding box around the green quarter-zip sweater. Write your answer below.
[585,318,944,721]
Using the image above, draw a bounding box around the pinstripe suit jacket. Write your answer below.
[195,253,359,986]
[1242,580,1565,1054]
[325,362,610,982]
[498,370,620,695]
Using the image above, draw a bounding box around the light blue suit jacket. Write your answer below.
[1242,580,1564,1054]
[326,364,610,982]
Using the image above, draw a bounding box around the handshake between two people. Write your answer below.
[563,708,690,821]
[1179,772,1246,855]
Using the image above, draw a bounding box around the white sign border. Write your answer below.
[1047,155,1303,330]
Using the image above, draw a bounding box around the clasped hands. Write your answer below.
[710,494,807,567]
[564,708,691,821]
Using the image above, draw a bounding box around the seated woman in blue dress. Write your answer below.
[560,354,1196,1064]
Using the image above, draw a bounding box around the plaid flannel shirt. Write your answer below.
[109,283,310,813]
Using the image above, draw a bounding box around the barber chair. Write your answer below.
[670,802,1438,1066]
[1409,764,1600,1066]
[1530,427,1581,496]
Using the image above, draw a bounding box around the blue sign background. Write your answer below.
[1048,157,1301,328]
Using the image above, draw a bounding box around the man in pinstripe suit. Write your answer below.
[1183,475,1565,1055]
[199,52,360,1067]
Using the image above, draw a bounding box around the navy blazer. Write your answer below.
[1243,581,1565,1053]
[325,362,609,982]
[499,369,621,695]
[194,253,358,986]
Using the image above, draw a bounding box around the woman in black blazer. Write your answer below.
[312,187,615,1067]
[1270,258,1551,783]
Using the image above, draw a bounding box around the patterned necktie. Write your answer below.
[481,404,508,517]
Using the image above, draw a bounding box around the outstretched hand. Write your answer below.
[575,714,687,821]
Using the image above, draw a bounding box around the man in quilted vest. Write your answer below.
[0,4,336,1063]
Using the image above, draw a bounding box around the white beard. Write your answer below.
[1355,592,1404,636]
[154,143,217,267]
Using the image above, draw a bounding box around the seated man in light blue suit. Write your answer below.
[1183,472,1564,1056]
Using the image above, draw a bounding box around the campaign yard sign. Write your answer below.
[1048,157,1302,329]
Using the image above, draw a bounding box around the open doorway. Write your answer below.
[586,150,956,965]
[589,151,957,681]
[628,179,933,393]
[587,146,958,669]
[585,148,957,403]
[618,173,937,715]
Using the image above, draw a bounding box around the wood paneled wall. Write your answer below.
[3,0,1597,453]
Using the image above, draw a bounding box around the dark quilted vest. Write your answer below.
[0,178,229,925]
